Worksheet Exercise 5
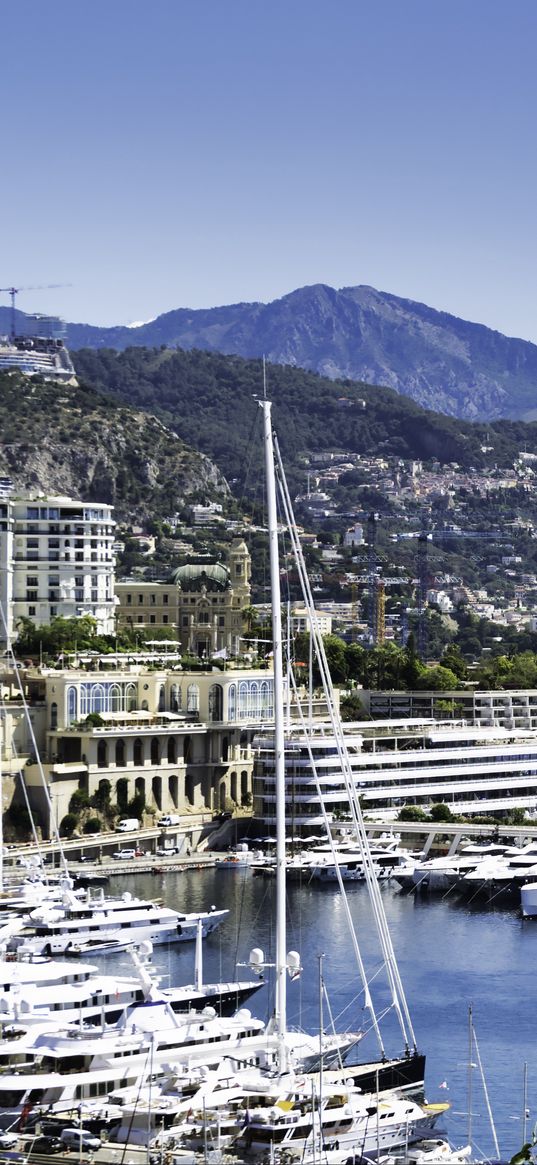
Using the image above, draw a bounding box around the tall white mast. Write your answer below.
[260,398,288,1069]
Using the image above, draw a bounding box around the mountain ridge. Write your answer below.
[2,283,537,421]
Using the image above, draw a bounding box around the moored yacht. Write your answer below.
[0,941,263,1028]
[0,997,362,1126]
[394,844,508,895]
[9,889,228,956]
[456,842,537,902]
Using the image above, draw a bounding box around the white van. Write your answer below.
[60,1129,101,1152]
[158,814,180,827]
[115,818,139,832]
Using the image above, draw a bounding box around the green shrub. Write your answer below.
[128,792,145,818]
[60,813,78,837]
[430,803,454,822]
[83,817,101,834]
[69,789,90,814]
[398,805,429,821]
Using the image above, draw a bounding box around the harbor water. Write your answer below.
[106,867,537,1160]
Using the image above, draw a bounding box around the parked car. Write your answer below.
[60,1128,101,1152]
[0,1132,18,1149]
[31,1135,63,1154]
[113,849,136,860]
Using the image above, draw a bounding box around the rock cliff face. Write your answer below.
[16,282,536,422]
[0,373,228,523]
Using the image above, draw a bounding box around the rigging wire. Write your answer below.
[273,433,418,1051]
[0,600,70,877]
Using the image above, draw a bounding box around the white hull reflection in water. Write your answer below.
[111,866,537,1159]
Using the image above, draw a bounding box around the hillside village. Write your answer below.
[114,440,537,657]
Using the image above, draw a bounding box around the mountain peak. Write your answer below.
[3,284,537,420]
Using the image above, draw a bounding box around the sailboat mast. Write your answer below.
[261,398,288,1066]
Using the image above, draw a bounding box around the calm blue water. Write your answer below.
[106,869,537,1160]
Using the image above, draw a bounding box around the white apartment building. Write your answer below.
[0,495,116,646]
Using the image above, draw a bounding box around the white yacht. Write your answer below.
[103,1060,445,1158]
[456,842,537,902]
[394,843,508,894]
[234,1080,446,1159]
[0,943,262,1028]
[0,996,362,1126]
[9,889,228,956]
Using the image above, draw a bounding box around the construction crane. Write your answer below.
[0,284,71,340]
[367,512,378,644]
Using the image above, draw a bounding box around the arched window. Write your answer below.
[187,684,199,714]
[170,683,180,713]
[230,771,237,803]
[141,699,149,711]
[238,682,248,718]
[97,740,107,769]
[133,739,143,766]
[115,739,125,767]
[150,738,160,765]
[110,685,121,712]
[126,684,137,712]
[67,686,77,724]
[168,773,178,808]
[248,681,258,718]
[116,777,128,810]
[158,684,166,712]
[92,684,105,713]
[167,738,177,764]
[50,702,58,731]
[136,778,146,815]
[96,778,111,809]
[241,770,249,803]
[222,736,229,763]
[228,684,236,722]
[260,680,272,719]
[152,775,162,811]
[186,773,195,806]
[208,684,223,722]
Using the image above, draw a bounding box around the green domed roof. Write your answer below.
[169,563,230,592]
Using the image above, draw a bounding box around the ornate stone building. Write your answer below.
[19,662,271,834]
[115,539,251,658]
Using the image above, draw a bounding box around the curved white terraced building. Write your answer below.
[253,718,537,831]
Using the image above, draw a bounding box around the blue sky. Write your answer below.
[3,0,537,338]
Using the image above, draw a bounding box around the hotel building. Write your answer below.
[0,495,116,646]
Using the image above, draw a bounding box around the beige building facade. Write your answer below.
[17,663,272,835]
[115,539,251,658]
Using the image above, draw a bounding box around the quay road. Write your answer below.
[5,817,537,877]
[2,813,226,875]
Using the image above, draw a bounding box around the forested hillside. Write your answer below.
[73,346,537,490]
[0,371,228,523]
